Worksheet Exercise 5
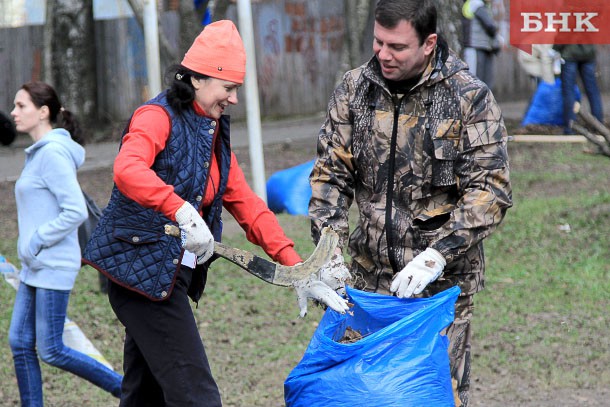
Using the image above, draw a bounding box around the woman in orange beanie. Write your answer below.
[83,20,349,406]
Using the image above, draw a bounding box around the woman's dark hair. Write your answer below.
[165,65,210,113]
[375,0,437,46]
[21,81,85,145]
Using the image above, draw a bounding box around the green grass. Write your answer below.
[0,142,608,406]
[473,145,610,398]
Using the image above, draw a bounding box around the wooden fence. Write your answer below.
[1,0,609,123]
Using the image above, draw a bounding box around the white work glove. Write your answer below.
[293,274,350,318]
[175,202,214,264]
[318,253,352,296]
[390,248,446,298]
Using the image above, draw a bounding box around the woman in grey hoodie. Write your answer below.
[8,82,122,405]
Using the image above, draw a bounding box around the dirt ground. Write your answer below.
[1,120,608,406]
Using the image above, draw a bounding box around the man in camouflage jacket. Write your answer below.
[309,1,512,405]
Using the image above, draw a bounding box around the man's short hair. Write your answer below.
[375,0,437,45]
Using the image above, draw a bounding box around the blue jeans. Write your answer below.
[8,283,122,406]
[561,60,604,133]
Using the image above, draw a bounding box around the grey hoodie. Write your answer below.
[15,128,87,290]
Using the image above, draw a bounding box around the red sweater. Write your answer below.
[113,102,302,266]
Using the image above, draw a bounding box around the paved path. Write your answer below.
[0,94,598,182]
[0,112,330,182]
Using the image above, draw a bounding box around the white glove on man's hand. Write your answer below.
[390,248,446,298]
[293,275,350,318]
[175,202,214,264]
[318,253,352,296]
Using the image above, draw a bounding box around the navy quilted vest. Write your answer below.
[83,92,231,301]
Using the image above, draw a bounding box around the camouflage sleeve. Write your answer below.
[431,86,513,262]
[309,73,356,247]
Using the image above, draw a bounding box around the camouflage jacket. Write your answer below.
[309,42,512,296]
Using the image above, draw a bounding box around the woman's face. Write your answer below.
[191,77,240,119]
[11,89,47,137]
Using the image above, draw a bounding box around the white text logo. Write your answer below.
[521,12,599,32]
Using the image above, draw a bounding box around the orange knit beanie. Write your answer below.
[181,20,246,84]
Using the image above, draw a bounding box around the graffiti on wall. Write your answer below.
[259,16,281,106]
[256,0,344,108]
[284,1,343,82]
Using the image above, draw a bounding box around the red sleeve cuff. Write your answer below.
[273,246,303,266]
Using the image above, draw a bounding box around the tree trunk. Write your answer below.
[435,0,463,55]
[335,0,375,84]
[45,0,97,128]
[179,0,207,58]
[212,0,232,22]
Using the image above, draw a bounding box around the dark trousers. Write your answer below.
[560,59,604,133]
[108,267,221,407]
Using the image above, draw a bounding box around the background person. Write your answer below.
[83,20,348,406]
[553,44,604,134]
[308,1,512,405]
[517,44,560,87]
[8,81,122,405]
[517,44,562,119]
[461,0,502,89]
[0,110,17,146]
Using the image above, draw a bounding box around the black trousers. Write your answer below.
[108,267,221,407]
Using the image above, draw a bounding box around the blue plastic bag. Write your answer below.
[284,286,460,407]
[522,78,581,126]
[266,160,314,216]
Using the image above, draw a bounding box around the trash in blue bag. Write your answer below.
[284,285,460,407]
[522,78,581,126]
[266,160,314,216]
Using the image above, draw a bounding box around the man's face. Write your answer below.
[373,19,437,81]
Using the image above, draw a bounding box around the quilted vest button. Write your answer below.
[132,236,140,243]
[203,161,209,168]
[172,259,179,265]
[211,121,217,127]
[208,128,214,135]
[161,291,167,298]
[196,195,202,202]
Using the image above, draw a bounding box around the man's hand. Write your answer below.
[293,274,350,318]
[318,252,352,296]
[390,248,446,298]
[175,202,214,264]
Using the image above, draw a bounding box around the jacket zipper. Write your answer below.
[385,94,404,274]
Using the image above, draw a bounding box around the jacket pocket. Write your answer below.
[113,226,163,245]
[412,119,461,201]
[431,119,461,187]
[465,122,508,170]
[413,203,456,246]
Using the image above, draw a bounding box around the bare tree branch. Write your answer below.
[577,109,610,145]
[572,122,610,157]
